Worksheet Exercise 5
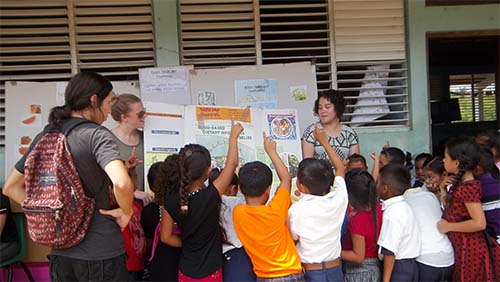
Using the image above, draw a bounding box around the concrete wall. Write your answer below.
[356,1,500,163]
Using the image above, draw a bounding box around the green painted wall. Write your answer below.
[152,0,180,66]
[355,1,500,165]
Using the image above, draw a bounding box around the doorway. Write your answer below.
[427,33,499,155]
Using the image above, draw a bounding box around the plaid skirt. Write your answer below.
[343,257,381,282]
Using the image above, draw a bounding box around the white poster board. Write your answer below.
[139,66,192,104]
[189,62,317,134]
[143,103,302,200]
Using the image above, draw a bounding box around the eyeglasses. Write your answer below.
[136,110,146,118]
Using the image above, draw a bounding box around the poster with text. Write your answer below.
[143,103,302,201]
[184,105,255,169]
[143,102,185,191]
[235,79,277,109]
[139,67,192,104]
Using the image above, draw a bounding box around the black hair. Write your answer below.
[445,136,480,188]
[313,89,346,120]
[478,148,500,180]
[348,153,367,167]
[151,154,179,206]
[238,161,273,197]
[178,144,211,214]
[415,153,433,164]
[147,162,162,191]
[476,130,500,155]
[423,156,445,175]
[345,169,379,242]
[208,167,239,186]
[49,72,113,126]
[380,147,406,166]
[379,163,411,196]
[297,158,333,196]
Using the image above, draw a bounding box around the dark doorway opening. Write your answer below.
[427,34,499,155]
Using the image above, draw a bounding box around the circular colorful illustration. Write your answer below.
[271,117,293,139]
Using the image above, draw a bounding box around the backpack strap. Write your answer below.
[41,118,94,136]
[60,118,94,136]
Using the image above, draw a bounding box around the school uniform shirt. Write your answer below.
[287,176,348,263]
[221,195,244,254]
[233,188,302,278]
[378,196,420,260]
[403,187,454,267]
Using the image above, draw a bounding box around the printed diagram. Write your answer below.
[279,152,300,178]
[198,91,216,106]
[196,135,256,168]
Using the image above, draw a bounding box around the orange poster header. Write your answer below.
[195,106,251,123]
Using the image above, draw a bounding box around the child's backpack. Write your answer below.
[22,118,96,249]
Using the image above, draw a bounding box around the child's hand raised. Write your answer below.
[313,123,329,146]
[370,152,379,161]
[263,132,277,154]
[229,119,244,139]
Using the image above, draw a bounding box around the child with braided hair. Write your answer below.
[438,136,499,281]
[162,121,243,281]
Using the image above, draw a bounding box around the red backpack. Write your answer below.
[22,119,95,249]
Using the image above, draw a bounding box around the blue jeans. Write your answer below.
[48,254,128,281]
[304,265,343,282]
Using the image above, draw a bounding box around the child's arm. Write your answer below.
[263,133,291,193]
[370,152,380,181]
[213,120,244,196]
[382,254,395,282]
[160,208,181,247]
[340,234,366,264]
[437,202,486,233]
[313,124,345,178]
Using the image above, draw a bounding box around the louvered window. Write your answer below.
[179,0,257,67]
[73,0,155,78]
[0,0,154,147]
[260,0,332,91]
[178,0,409,128]
[333,0,408,128]
[449,73,497,123]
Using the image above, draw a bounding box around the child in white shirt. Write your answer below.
[377,164,420,282]
[288,125,348,282]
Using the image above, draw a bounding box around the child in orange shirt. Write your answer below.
[233,133,304,281]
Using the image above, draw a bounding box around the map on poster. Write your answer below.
[144,103,303,200]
